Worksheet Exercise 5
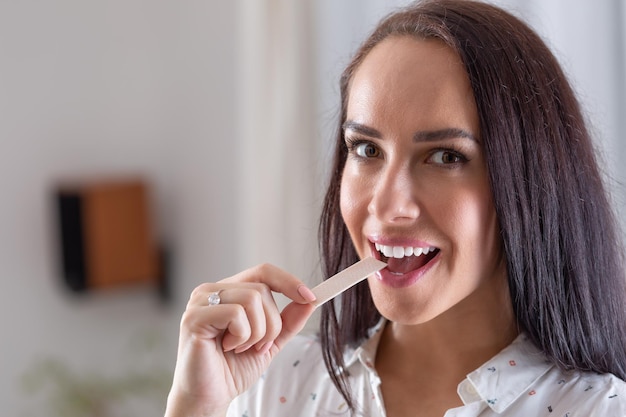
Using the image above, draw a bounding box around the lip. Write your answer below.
[368,238,441,288]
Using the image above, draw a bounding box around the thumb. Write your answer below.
[273,302,316,351]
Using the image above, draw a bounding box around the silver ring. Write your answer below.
[207,290,223,306]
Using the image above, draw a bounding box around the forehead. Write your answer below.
[347,36,478,135]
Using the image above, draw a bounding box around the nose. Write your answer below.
[367,163,420,224]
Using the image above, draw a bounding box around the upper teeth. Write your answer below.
[375,243,436,259]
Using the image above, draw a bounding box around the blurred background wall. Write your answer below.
[0,0,623,415]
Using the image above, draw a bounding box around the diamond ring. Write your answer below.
[207,290,223,306]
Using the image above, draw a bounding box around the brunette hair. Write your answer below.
[318,0,626,411]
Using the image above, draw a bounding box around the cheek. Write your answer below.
[421,174,495,244]
[446,189,500,266]
[479,203,502,267]
[340,170,369,239]
[471,189,499,250]
[339,174,356,225]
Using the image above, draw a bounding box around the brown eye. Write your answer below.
[355,142,380,158]
[431,150,465,164]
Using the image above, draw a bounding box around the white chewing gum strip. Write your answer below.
[311,257,387,308]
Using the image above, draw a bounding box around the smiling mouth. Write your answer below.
[374,243,440,275]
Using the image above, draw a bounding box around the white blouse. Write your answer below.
[227,323,626,416]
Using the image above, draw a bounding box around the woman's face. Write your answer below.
[340,36,506,324]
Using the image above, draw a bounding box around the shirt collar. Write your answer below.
[343,322,553,414]
[462,333,554,413]
[343,319,386,372]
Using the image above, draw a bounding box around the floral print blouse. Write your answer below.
[227,323,626,416]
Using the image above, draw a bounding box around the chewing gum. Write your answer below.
[311,257,387,308]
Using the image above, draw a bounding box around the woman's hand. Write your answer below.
[164,264,317,417]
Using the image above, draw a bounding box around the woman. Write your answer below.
[165,1,626,416]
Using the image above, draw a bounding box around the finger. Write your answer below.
[181,304,251,350]
[222,264,317,305]
[187,283,223,308]
[186,282,284,353]
[218,287,279,353]
[272,301,316,352]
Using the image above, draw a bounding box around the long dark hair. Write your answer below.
[318,0,626,411]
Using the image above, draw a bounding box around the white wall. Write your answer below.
[0,0,238,414]
[313,0,415,173]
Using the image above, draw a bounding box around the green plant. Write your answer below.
[21,330,172,417]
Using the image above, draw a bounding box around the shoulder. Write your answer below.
[528,366,626,415]
[227,333,347,417]
[261,332,330,390]
[258,331,328,383]
[270,331,326,371]
[473,333,626,415]
[556,369,626,413]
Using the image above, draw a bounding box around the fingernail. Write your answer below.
[297,285,316,302]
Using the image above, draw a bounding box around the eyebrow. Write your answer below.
[342,121,478,143]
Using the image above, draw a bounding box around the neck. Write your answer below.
[376,279,518,381]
